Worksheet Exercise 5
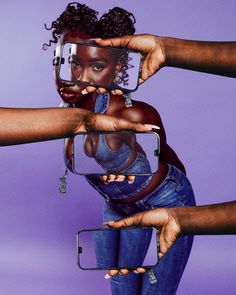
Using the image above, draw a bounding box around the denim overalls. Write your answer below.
[85,93,153,200]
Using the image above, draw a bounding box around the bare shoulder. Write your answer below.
[121,99,163,125]
[108,94,163,126]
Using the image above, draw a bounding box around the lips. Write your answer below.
[60,92,76,100]
[59,88,80,102]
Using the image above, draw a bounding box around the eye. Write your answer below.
[92,64,105,72]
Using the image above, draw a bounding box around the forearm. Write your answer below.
[161,37,236,77]
[172,201,236,235]
[0,107,90,146]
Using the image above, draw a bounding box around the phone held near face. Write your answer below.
[56,42,142,92]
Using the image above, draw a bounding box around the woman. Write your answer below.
[44,3,196,295]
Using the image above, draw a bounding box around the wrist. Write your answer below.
[155,36,168,68]
[73,109,92,133]
[168,207,183,236]
[160,36,181,67]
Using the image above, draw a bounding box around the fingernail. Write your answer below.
[89,38,102,41]
[81,89,88,95]
[102,220,115,225]
[104,274,111,279]
[128,180,134,184]
[111,90,116,95]
[138,78,144,84]
[133,270,139,274]
[144,124,160,130]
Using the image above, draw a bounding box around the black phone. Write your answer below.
[65,131,160,175]
[57,42,142,92]
[77,227,159,270]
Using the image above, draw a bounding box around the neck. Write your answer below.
[74,92,98,111]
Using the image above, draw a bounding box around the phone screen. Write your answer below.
[58,42,141,91]
[70,131,159,175]
[77,227,158,270]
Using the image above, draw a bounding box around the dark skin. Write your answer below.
[0,107,153,146]
[58,30,199,279]
[81,34,236,95]
[69,44,121,87]
[108,201,236,259]
[92,34,236,276]
[55,31,188,277]
[56,31,185,185]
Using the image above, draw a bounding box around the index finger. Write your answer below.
[105,212,144,228]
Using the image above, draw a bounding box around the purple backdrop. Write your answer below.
[0,1,236,294]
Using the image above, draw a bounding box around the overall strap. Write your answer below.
[94,93,110,114]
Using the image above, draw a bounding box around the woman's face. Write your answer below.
[55,30,120,104]
[69,44,119,85]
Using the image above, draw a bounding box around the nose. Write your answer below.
[77,68,90,83]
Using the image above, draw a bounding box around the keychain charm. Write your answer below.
[123,92,133,108]
[148,269,157,284]
[59,169,68,194]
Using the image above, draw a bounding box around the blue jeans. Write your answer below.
[99,164,196,295]
[93,227,153,269]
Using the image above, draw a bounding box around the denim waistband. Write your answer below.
[98,174,153,202]
[134,164,186,207]
[86,152,153,201]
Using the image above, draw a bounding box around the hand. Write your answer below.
[81,34,166,95]
[100,174,135,184]
[74,112,159,133]
[103,207,181,278]
[104,208,181,278]
[106,208,181,260]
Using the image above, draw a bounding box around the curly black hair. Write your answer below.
[43,2,136,50]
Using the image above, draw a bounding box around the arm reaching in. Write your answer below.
[0,107,156,146]
[106,201,236,259]
[83,35,236,94]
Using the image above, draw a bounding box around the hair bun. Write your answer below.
[99,7,136,38]
[43,4,136,50]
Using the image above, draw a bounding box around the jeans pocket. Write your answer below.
[152,192,183,209]
[144,179,184,209]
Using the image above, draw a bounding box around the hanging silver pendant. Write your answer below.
[123,92,133,108]
[59,169,68,194]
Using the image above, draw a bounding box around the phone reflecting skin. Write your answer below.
[57,42,142,92]
[77,227,159,270]
[69,131,160,175]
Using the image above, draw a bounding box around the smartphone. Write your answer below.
[57,42,142,92]
[77,227,159,270]
[65,131,160,175]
